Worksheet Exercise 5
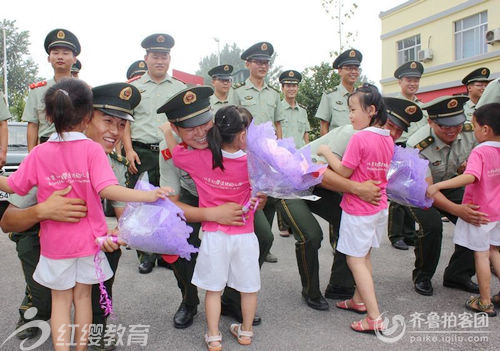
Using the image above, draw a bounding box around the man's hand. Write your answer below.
[208,202,245,226]
[353,180,382,205]
[126,149,141,174]
[37,186,87,222]
[455,203,489,226]
[426,184,440,198]
[457,161,467,175]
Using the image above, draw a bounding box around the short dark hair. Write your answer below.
[44,78,93,136]
[473,103,500,135]
[347,83,387,127]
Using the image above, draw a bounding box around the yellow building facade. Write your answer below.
[380,0,500,100]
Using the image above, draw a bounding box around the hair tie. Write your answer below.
[57,89,69,96]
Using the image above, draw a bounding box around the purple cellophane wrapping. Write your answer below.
[118,181,197,260]
[387,146,433,208]
[246,121,326,198]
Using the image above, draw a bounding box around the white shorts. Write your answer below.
[337,209,388,257]
[192,231,260,293]
[454,219,500,252]
[33,251,114,291]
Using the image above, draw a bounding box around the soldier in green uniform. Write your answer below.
[279,70,310,148]
[476,77,500,107]
[281,98,423,302]
[1,82,140,349]
[0,91,10,169]
[462,67,490,120]
[406,95,486,296]
[388,61,428,250]
[315,49,362,135]
[208,64,233,112]
[122,33,187,274]
[71,59,82,78]
[275,70,310,237]
[157,86,273,328]
[126,60,148,82]
[231,41,283,262]
[23,29,80,151]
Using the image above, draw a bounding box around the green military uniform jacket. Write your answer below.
[108,152,128,208]
[130,72,186,144]
[279,100,310,148]
[463,99,476,121]
[210,90,234,113]
[306,124,356,163]
[395,93,429,144]
[22,79,56,138]
[158,139,198,197]
[476,78,500,108]
[314,83,350,132]
[230,78,282,126]
[0,91,11,121]
[407,124,476,183]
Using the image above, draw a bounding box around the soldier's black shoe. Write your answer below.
[15,318,38,340]
[415,280,433,296]
[324,285,354,300]
[173,303,197,329]
[138,261,154,274]
[392,239,409,250]
[443,280,479,294]
[221,300,262,326]
[303,294,329,311]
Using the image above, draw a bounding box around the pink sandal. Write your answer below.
[351,316,384,334]
[230,323,253,345]
[336,299,367,314]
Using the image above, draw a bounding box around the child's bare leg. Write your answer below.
[347,255,380,320]
[240,292,257,332]
[490,246,500,279]
[73,283,92,351]
[475,251,491,306]
[205,290,221,338]
[51,288,73,351]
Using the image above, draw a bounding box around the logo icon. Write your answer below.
[1,308,51,350]
[374,312,406,343]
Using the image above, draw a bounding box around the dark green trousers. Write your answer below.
[388,201,416,245]
[307,187,355,290]
[277,198,323,299]
[172,188,273,309]
[126,145,160,265]
[10,228,51,322]
[407,187,475,283]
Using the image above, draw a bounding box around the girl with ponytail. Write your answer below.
[162,105,260,350]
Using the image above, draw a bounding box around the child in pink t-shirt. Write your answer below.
[162,105,259,350]
[317,84,394,333]
[0,79,172,350]
[427,103,500,317]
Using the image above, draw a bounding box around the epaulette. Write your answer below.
[233,81,245,89]
[126,75,142,84]
[462,122,474,132]
[268,85,280,94]
[109,151,130,167]
[415,136,434,151]
[29,81,47,90]
[298,103,307,110]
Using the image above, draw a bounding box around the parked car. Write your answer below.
[0,122,28,214]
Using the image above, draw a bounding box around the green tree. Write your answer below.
[0,19,42,120]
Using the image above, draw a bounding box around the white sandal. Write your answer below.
[230,323,253,345]
[204,332,222,351]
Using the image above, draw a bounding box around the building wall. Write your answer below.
[380,0,500,98]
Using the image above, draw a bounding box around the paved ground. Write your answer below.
[0,215,499,351]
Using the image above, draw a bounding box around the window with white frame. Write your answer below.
[397,35,421,66]
[454,11,488,60]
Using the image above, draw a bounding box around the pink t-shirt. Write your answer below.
[8,132,118,259]
[462,141,500,222]
[172,144,253,234]
[340,127,394,215]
